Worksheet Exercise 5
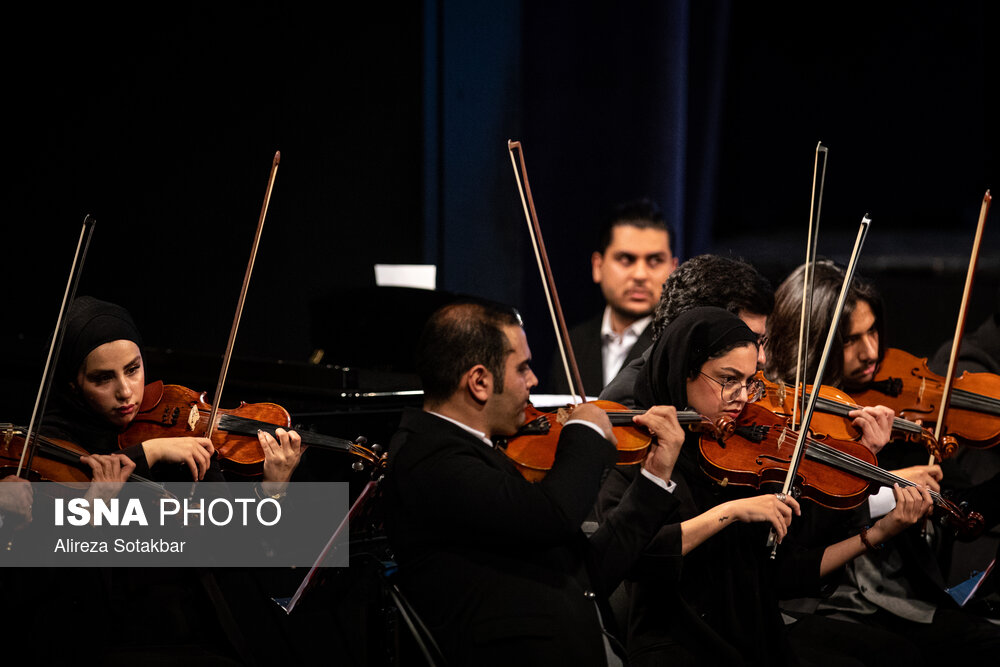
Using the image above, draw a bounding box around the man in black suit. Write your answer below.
[549,199,677,395]
[384,301,685,666]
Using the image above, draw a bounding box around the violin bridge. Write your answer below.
[775,380,787,406]
[918,378,926,404]
[555,407,571,425]
[776,428,787,451]
[186,405,199,431]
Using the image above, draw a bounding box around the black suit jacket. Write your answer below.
[383,408,678,666]
[548,313,654,395]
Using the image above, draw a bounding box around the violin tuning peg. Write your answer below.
[352,461,365,472]
[371,443,383,455]
[355,435,368,446]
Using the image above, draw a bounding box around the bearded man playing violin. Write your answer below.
[383,300,691,667]
[765,261,1000,664]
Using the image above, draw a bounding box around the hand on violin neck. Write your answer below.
[634,406,684,483]
[849,405,895,454]
[566,403,616,445]
[872,483,934,542]
[142,437,214,481]
[0,475,33,519]
[890,464,943,493]
[81,453,135,510]
[259,427,304,492]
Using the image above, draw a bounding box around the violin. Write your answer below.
[755,372,943,457]
[699,403,984,539]
[500,401,722,482]
[853,348,1000,453]
[117,382,385,476]
[1,423,169,495]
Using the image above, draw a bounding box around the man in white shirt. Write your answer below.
[549,198,677,395]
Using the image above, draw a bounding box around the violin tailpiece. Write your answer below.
[867,377,903,397]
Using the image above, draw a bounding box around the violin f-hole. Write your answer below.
[757,454,793,466]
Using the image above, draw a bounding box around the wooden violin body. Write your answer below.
[1,423,170,497]
[756,372,943,459]
[699,403,877,510]
[853,348,1000,453]
[501,401,721,483]
[118,382,383,476]
[699,404,984,539]
[1,424,92,484]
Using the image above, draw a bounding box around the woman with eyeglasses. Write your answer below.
[596,307,932,666]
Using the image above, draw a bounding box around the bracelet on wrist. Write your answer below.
[859,524,883,553]
[254,483,287,501]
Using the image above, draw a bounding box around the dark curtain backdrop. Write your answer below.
[517,1,998,386]
[518,1,734,383]
[3,1,997,417]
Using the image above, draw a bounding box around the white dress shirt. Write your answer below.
[600,306,652,386]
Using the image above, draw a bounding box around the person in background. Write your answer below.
[549,198,677,395]
[601,254,773,407]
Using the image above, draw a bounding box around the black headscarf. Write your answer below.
[42,297,144,453]
[56,296,143,384]
[633,306,758,409]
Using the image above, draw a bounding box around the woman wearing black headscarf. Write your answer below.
[14,297,305,663]
[40,296,302,488]
[597,307,933,666]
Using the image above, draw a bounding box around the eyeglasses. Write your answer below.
[699,372,765,404]
[756,334,768,349]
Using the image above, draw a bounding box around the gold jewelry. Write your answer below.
[254,483,287,501]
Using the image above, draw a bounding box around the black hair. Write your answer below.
[416,300,523,403]
[764,260,885,388]
[596,197,676,257]
[651,254,774,340]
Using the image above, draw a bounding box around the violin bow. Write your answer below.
[768,215,871,557]
[18,215,96,477]
[204,152,280,440]
[928,190,992,465]
[507,140,587,403]
[792,142,828,430]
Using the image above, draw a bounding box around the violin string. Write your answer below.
[804,436,948,504]
[213,412,354,452]
[950,387,1000,415]
[12,427,166,491]
[813,395,923,435]
[162,407,358,455]
[762,425,950,507]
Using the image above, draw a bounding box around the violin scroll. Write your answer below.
[350,436,388,476]
[919,432,959,462]
[932,495,985,541]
